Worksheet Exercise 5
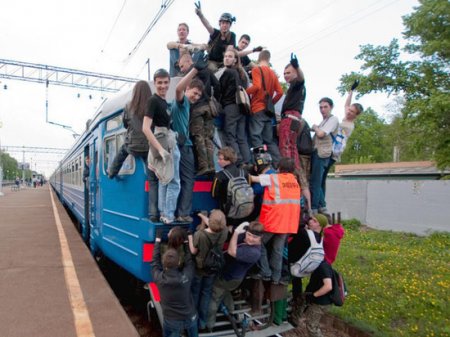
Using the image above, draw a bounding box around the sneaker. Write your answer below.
[318,207,330,215]
[149,215,159,222]
[176,215,193,223]
[160,216,175,224]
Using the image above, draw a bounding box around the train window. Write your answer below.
[106,114,123,131]
[103,133,135,176]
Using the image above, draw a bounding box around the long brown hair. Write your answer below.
[226,48,247,85]
[128,80,152,119]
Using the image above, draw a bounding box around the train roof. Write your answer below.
[59,77,182,163]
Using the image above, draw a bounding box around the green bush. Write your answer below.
[341,218,362,230]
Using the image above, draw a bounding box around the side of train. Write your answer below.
[50,79,294,336]
[50,78,217,283]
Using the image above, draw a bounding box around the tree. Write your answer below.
[341,108,392,164]
[338,0,450,169]
[0,151,20,180]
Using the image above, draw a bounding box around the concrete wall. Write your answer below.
[326,180,450,235]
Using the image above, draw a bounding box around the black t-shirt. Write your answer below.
[240,54,251,67]
[208,29,236,62]
[282,78,306,113]
[305,261,333,305]
[220,67,247,107]
[145,94,171,128]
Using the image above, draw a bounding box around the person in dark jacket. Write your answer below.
[151,230,198,337]
[108,80,152,178]
[211,147,251,228]
[219,49,250,166]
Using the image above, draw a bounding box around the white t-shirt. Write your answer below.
[332,119,355,161]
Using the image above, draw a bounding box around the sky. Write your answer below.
[0,0,419,177]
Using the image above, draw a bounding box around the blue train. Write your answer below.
[50,78,217,283]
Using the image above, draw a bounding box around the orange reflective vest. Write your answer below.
[259,173,301,234]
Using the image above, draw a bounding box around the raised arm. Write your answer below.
[195,2,214,35]
[346,79,359,109]
[175,52,208,101]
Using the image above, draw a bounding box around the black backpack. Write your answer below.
[202,233,225,275]
[297,119,313,155]
[330,268,348,306]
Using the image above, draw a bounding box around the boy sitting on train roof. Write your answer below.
[166,22,207,77]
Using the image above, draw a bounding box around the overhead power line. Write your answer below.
[126,0,175,61]
[272,0,401,64]
[101,0,128,53]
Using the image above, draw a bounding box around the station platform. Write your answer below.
[0,185,140,337]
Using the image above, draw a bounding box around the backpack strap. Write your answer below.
[306,229,323,248]
[222,168,233,180]
[203,230,221,247]
[258,67,268,95]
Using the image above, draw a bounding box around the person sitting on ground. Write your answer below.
[151,229,198,337]
[288,214,326,324]
[143,69,180,224]
[279,53,312,212]
[249,157,301,284]
[322,80,364,199]
[219,49,251,166]
[195,2,236,72]
[108,80,152,179]
[167,22,207,77]
[303,259,333,337]
[310,97,339,216]
[188,209,228,332]
[206,221,263,332]
[171,53,208,222]
[178,52,221,176]
[236,34,263,74]
[211,147,251,228]
[246,50,283,166]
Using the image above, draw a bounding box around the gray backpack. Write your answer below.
[290,229,324,277]
[223,169,254,219]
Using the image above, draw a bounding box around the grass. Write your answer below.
[329,219,450,337]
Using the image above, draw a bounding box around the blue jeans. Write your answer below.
[158,145,181,221]
[257,232,288,283]
[176,145,195,217]
[223,104,251,165]
[248,110,280,165]
[163,315,198,337]
[322,158,335,200]
[310,150,330,210]
[191,273,216,329]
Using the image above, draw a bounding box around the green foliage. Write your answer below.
[338,0,450,169]
[0,151,20,180]
[341,218,362,230]
[330,227,450,337]
[341,108,392,164]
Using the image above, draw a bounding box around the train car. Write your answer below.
[50,78,294,336]
[50,78,217,282]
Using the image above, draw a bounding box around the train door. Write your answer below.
[82,145,90,243]
[89,138,100,255]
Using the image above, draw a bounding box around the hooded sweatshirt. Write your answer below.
[323,224,345,265]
